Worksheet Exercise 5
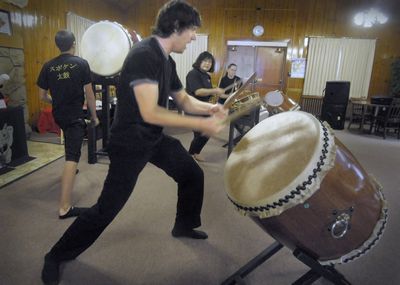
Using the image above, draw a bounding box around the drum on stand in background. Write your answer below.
[81,21,133,77]
[81,21,136,164]
[224,111,387,265]
[263,90,300,113]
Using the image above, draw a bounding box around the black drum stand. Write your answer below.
[87,75,118,164]
[221,241,352,285]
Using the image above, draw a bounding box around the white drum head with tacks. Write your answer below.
[264,90,284,107]
[224,111,336,218]
[81,21,132,76]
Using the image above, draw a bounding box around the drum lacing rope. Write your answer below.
[229,123,332,214]
[341,208,387,263]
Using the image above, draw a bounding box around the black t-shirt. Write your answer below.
[110,37,183,148]
[218,75,241,104]
[37,54,91,122]
[186,68,212,102]
[219,75,241,94]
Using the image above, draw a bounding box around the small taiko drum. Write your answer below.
[264,90,300,112]
[81,21,133,76]
[224,111,387,264]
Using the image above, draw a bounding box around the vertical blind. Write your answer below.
[66,12,95,57]
[170,34,208,88]
[303,37,376,99]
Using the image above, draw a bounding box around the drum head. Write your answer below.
[224,111,336,217]
[264,90,284,107]
[81,21,132,76]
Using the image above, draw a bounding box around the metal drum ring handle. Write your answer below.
[331,213,350,239]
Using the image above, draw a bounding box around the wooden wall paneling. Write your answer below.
[125,0,400,101]
[18,0,126,124]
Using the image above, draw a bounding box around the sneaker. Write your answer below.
[59,206,88,219]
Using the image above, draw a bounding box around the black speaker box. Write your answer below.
[321,81,350,130]
[321,104,347,129]
[323,81,350,104]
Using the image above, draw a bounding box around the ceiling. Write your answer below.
[101,0,139,11]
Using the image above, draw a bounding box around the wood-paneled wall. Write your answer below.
[0,0,125,123]
[1,0,399,122]
[125,0,400,102]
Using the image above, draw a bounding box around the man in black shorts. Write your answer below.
[41,1,227,284]
[37,30,99,220]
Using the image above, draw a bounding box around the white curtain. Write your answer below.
[170,34,208,88]
[303,37,376,99]
[66,12,95,57]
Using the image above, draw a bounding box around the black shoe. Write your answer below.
[41,253,60,285]
[171,228,208,239]
[59,206,88,219]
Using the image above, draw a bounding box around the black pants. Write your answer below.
[49,134,204,261]
[188,130,210,155]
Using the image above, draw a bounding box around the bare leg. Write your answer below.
[59,161,78,216]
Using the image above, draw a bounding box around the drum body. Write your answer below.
[224,111,387,264]
[81,21,133,76]
[264,90,300,112]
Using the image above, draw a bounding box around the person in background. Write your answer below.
[218,63,242,104]
[186,51,225,162]
[37,30,99,220]
[41,1,227,284]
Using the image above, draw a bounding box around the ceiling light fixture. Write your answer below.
[353,8,388,28]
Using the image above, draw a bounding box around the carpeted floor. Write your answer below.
[0,120,399,285]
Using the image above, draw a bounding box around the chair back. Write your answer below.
[386,98,400,122]
[351,102,364,116]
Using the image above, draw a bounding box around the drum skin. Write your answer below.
[250,139,383,263]
[264,90,300,112]
[81,21,133,76]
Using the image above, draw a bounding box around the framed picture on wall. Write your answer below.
[0,10,12,36]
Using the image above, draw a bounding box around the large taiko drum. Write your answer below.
[224,111,387,264]
[81,21,133,76]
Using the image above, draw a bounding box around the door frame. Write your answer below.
[226,40,289,91]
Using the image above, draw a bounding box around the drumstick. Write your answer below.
[223,79,243,92]
[223,72,257,110]
[220,100,261,125]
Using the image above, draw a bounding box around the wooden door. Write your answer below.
[255,47,286,97]
[226,45,256,82]
[226,44,286,98]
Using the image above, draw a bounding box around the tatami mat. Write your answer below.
[0,141,64,189]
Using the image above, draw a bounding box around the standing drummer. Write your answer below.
[37,30,99,220]
[41,1,228,283]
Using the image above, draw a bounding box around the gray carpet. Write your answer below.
[0,122,399,285]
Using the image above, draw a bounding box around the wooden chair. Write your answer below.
[375,98,400,139]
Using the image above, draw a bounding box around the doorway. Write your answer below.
[226,40,287,98]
